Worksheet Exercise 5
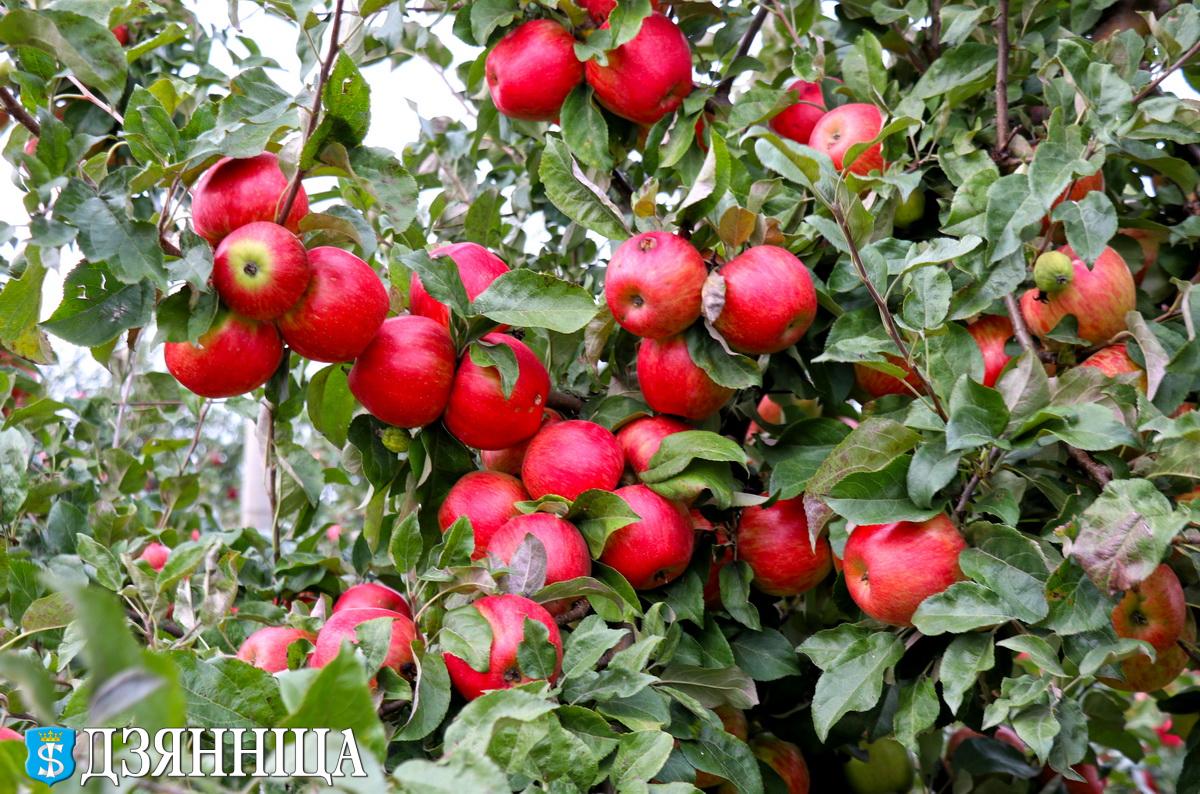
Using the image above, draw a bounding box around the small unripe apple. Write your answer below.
[444,333,551,450]
[1033,250,1075,294]
[853,357,923,399]
[437,471,530,557]
[893,188,926,228]
[486,513,591,613]
[236,626,316,673]
[1020,245,1135,345]
[333,582,412,617]
[737,497,833,596]
[212,221,311,321]
[637,336,734,420]
[584,13,693,126]
[809,104,885,175]
[481,409,564,475]
[616,415,691,473]
[165,311,283,399]
[843,738,914,794]
[965,315,1014,388]
[600,484,694,589]
[486,20,583,122]
[710,245,817,354]
[311,607,417,681]
[605,232,707,339]
[278,246,388,362]
[522,420,624,500]
[769,79,826,145]
[139,542,170,572]
[190,153,309,246]
[347,315,456,428]
[410,242,509,327]
[1080,344,1146,390]
[444,594,563,700]
[843,514,965,626]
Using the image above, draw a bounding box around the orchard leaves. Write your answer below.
[798,628,904,741]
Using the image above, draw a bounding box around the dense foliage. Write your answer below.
[1,0,1199,791]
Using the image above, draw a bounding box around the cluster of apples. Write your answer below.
[165,153,389,398]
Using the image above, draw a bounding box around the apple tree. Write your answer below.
[1,0,1199,791]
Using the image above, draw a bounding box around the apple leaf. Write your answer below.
[803,631,904,741]
[911,582,1015,635]
[440,604,494,673]
[538,136,630,240]
[473,269,599,333]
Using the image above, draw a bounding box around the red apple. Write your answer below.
[769,79,826,145]
[311,607,417,679]
[212,221,311,320]
[584,14,693,126]
[808,103,885,175]
[1019,246,1135,345]
[637,335,734,419]
[737,497,833,596]
[944,727,983,761]
[444,333,551,450]
[112,24,130,45]
[1040,763,1106,794]
[1111,563,1186,658]
[444,594,563,700]
[0,726,20,742]
[843,514,966,626]
[485,513,592,612]
[1105,612,1195,692]
[576,0,660,22]
[278,246,388,362]
[139,541,170,572]
[600,484,694,589]
[616,415,692,473]
[437,471,530,557]
[333,582,412,617]
[722,735,809,794]
[605,232,707,339]
[1045,169,1105,232]
[190,153,309,246]
[522,420,624,500]
[853,357,923,399]
[325,524,342,542]
[347,315,456,428]
[966,315,1015,388]
[236,626,316,673]
[1080,344,1147,390]
[165,312,283,398]
[481,409,563,475]
[710,245,817,354]
[693,706,749,787]
[410,242,509,328]
[486,20,583,122]
[745,394,786,442]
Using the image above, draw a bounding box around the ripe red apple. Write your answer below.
[410,242,509,328]
[1080,344,1147,390]
[311,607,417,679]
[486,20,583,122]
[853,357,923,399]
[605,232,707,339]
[444,594,563,700]
[576,0,660,22]
[347,315,456,428]
[843,514,966,626]
[721,735,810,794]
[966,315,1014,388]
[600,484,695,589]
[1039,763,1106,794]
[112,24,130,45]
[139,541,170,572]
[1111,563,1186,660]
[236,626,316,673]
[325,524,342,542]
[637,335,734,420]
[584,13,693,126]
[481,409,563,475]
[333,582,412,617]
[437,471,530,557]
[744,394,787,443]
[485,513,591,612]
[1019,246,1135,345]
[277,246,388,362]
[809,103,885,175]
[190,153,309,246]
[0,726,21,742]
[1044,169,1105,232]
[165,312,283,398]
[616,415,691,473]
[711,246,817,354]
[769,79,825,145]
[522,420,624,500]
[1106,611,1195,692]
[693,706,749,788]
[737,497,833,596]
[212,221,311,320]
[444,333,551,450]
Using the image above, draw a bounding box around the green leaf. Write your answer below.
[473,269,599,333]
[1012,704,1060,764]
[464,188,503,249]
[55,180,168,288]
[685,324,761,389]
[347,146,419,231]
[657,665,757,710]
[561,614,628,682]
[76,533,123,590]
[901,267,952,329]
[568,489,641,558]
[718,561,761,631]
[516,617,558,680]
[946,377,1010,451]
[539,136,629,240]
[731,628,802,681]
[679,724,764,794]
[395,650,452,741]
[805,631,904,741]
[1052,191,1118,265]
[442,688,557,755]
[825,455,941,525]
[561,85,612,171]
[306,364,355,448]
[997,636,1065,676]
[303,52,370,165]
[806,418,920,498]
[468,339,520,399]
[1040,560,1112,635]
[907,438,961,509]
[894,678,939,752]
[642,431,747,480]
[911,581,1015,635]
[279,645,388,759]
[842,30,887,101]
[939,633,995,714]
[394,754,509,793]
[0,10,127,100]
[984,173,1043,264]
[612,730,674,786]
[441,603,494,673]
[469,0,519,44]
[20,592,74,633]
[403,249,470,318]
[680,132,730,219]
[172,653,284,728]
[958,525,1050,623]
[0,256,47,347]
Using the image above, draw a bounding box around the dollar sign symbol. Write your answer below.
[38,743,64,778]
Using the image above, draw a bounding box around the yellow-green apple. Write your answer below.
[1019,246,1135,345]
[1102,564,1189,692]
[278,246,388,362]
[333,582,412,617]
[720,735,810,794]
[809,104,885,175]
[348,315,456,427]
[894,188,926,228]
[737,497,833,595]
[616,415,691,473]
[844,738,914,794]
[212,221,311,320]
[485,513,591,613]
[769,79,825,145]
[637,335,734,419]
[444,594,563,700]
[190,153,308,245]
[966,315,1015,387]
[437,471,530,557]
[843,514,965,626]
[410,243,509,327]
[605,232,707,339]
[522,420,624,499]
[710,245,817,354]
[310,607,417,680]
[139,541,170,571]
[445,333,551,450]
[486,20,583,122]
[481,409,564,475]
[600,484,694,589]
[693,706,749,788]
[1080,343,1147,391]
[584,13,693,125]
[236,627,316,673]
[854,357,923,399]
[165,312,283,398]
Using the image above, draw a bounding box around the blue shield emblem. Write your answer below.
[24,727,76,786]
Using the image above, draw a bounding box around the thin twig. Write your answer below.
[553,598,592,626]
[1133,37,1200,104]
[1066,447,1112,487]
[928,0,941,58]
[994,0,1010,160]
[111,329,141,449]
[952,446,1005,521]
[714,6,770,101]
[0,86,40,136]
[259,402,280,564]
[157,172,183,258]
[1004,293,1036,353]
[67,76,123,124]
[177,401,210,477]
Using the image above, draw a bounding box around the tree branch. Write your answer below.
[553,598,592,626]
[928,0,941,60]
[714,5,769,101]
[993,0,1010,160]
[1133,36,1200,104]
[546,390,584,414]
[952,446,1004,522]
[0,86,39,136]
[1067,447,1112,487]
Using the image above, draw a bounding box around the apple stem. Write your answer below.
[0,85,39,136]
